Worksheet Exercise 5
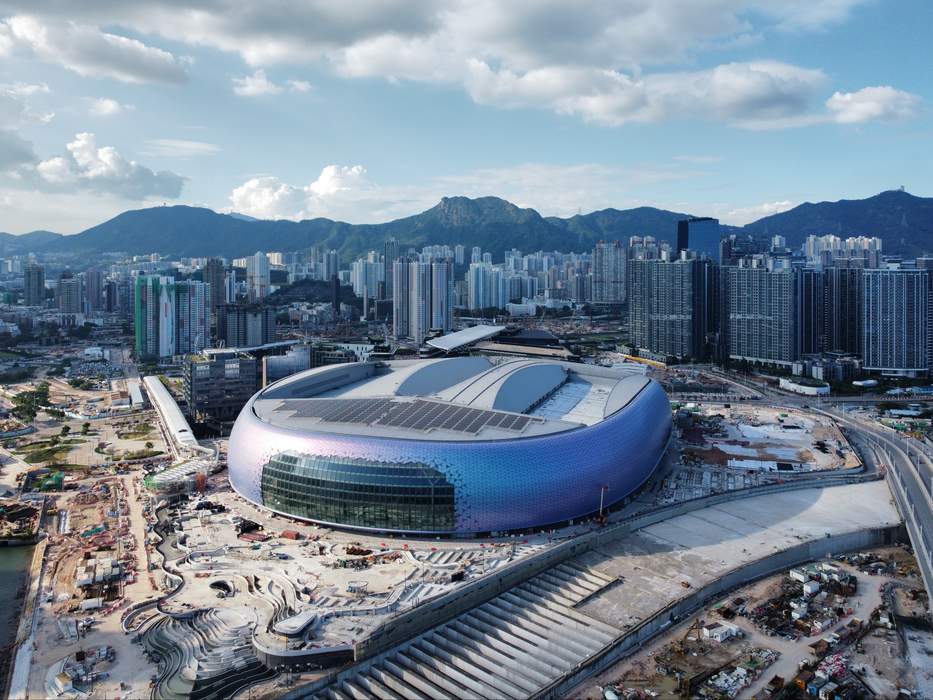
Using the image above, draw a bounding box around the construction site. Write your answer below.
[5,361,926,700]
[582,546,926,699]
[658,404,862,504]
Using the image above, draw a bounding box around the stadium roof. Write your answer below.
[425,324,505,352]
[252,357,652,442]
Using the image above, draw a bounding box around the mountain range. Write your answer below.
[1,189,930,261]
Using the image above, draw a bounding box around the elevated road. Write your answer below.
[824,406,933,604]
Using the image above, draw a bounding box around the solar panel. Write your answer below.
[278,397,542,435]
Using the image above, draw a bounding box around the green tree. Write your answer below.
[82,422,91,435]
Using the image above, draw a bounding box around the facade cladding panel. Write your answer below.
[228,380,671,535]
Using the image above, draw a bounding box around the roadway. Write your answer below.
[822,405,933,602]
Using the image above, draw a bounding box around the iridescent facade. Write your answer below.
[228,357,671,535]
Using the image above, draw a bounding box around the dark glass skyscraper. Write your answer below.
[676,217,722,263]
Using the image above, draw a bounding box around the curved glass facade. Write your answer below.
[260,453,455,531]
[228,379,672,535]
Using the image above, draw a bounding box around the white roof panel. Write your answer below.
[426,325,505,351]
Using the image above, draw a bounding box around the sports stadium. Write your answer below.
[228,357,671,535]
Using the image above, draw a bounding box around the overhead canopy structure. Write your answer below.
[426,325,505,352]
[143,375,199,451]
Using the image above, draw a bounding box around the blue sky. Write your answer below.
[0,0,930,234]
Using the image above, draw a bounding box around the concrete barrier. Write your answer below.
[533,524,905,699]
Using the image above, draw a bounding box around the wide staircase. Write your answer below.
[143,608,276,700]
[311,562,620,700]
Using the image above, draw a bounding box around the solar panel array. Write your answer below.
[279,398,539,435]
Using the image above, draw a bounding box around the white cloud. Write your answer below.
[720,200,796,224]
[88,97,133,116]
[0,82,53,124]
[35,132,184,199]
[826,86,920,124]
[465,60,828,127]
[142,139,220,157]
[232,69,313,96]
[758,0,868,31]
[227,161,714,223]
[0,1,910,129]
[232,69,281,96]
[2,14,186,84]
[229,165,372,220]
[1,81,48,97]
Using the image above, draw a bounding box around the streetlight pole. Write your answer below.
[598,485,608,518]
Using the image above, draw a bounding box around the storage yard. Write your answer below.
[580,547,926,699]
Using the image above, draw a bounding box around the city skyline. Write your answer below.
[1,1,931,234]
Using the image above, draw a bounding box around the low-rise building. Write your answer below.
[702,620,740,642]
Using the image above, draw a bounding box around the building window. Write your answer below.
[260,452,455,531]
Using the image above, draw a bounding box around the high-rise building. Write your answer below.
[627,256,712,361]
[221,304,275,348]
[330,274,340,311]
[391,260,452,342]
[84,268,104,312]
[676,217,722,263]
[392,260,411,339]
[134,276,210,358]
[135,275,175,358]
[174,281,210,355]
[454,244,465,266]
[409,262,432,344]
[56,271,83,314]
[725,264,797,366]
[430,261,453,334]
[351,254,384,299]
[23,264,45,306]
[823,266,863,354]
[205,258,226,314]
[323,250,339,282]
[795,268,824,358]
[246,252,270,301]
[592,241,626,303]
[224,270,237,304]
[112,278,133,320]
[805,234,882,268]
[861,268,928,376]
[383,238,399,300]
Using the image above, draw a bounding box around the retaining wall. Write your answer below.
[534,524,904,699]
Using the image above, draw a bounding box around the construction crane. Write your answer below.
[672,618,704,654]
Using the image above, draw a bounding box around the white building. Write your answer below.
[246,251,270,301]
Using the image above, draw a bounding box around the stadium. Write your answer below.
[228,356,672,535]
